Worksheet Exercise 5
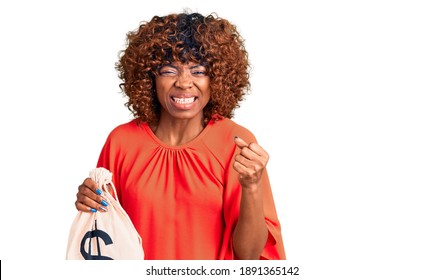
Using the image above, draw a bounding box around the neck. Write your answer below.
[152,116,204,146]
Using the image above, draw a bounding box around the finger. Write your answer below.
[234,154,265,180]
[246,142,269,159]
[75,200,103,213]
[234,136,260,161]
[234,136,248,149]
[81,178,103,195]
[237,144,269,169]
[239,146,261,162]
[233,160,262,185]
[75,192,108,213]
[78,182,103,202]
[78,188,108,206]
[77,183,109,212]
[234,136,269,160]
[233,160,246,175]
[233,159,253,176]
[234,153,254,169]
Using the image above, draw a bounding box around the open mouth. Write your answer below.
[171,97,197,104]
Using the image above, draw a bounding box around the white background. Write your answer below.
[1,0,442,279]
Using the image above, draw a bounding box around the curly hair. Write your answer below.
[115,12,250,125]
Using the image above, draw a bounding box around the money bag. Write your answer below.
[66,167,144,260]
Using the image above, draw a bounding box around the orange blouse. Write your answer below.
[97,116,285,259]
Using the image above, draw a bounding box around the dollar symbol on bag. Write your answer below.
[80,220,114,260]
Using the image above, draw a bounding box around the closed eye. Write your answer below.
[158,65,177,76]
[159,70,176,76]
[191,70,207,76]
[190,65,207,76]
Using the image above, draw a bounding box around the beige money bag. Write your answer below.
[66,167,144,260]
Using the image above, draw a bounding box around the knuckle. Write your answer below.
[77,195,85,204]
[233,161,240,170]
[74,201,81,210]
[252,165,259,172]
[247,170,255,177]
[82,178,95,189]
[78,186,86,195]
[77,193,90,204]
[260,159,267,167]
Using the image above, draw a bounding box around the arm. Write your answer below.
[232,136,269,259]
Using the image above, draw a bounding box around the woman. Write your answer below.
[75,12,285,260]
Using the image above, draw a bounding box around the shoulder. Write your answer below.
[206,117,257,143]
[105,119,149,146]
[108,119,145,138]
[201,117,257,165]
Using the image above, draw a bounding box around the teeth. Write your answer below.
[173,97,195,104]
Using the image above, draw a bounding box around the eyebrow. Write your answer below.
[189,64,205,69]
[160,64,205,70]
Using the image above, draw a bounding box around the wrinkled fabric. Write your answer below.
[97,116,285,260]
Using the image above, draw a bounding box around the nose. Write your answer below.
[174,71,193,89]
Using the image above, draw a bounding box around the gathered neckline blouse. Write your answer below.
[97,116,285,260]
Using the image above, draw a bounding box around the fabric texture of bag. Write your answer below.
[66,167,144,260]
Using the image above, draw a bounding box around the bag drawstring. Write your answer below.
[89,167,120,205]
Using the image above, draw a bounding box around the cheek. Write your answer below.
[155,81,170,98]
[201,86,211,103]
[199,79,211,94]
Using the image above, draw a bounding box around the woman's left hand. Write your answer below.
[233,136,269,188]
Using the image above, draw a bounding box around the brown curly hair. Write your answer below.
[115,12,250,125]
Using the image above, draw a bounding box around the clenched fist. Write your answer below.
[233,136,269,188]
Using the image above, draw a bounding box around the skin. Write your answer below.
[232,136,269,259]
[152,62,211,146]
[75,61,269,259]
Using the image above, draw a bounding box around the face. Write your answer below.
[155,62,210,123]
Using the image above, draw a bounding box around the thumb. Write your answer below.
[234,136,248,149]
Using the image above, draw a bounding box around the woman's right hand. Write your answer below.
[75,178,108,212]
